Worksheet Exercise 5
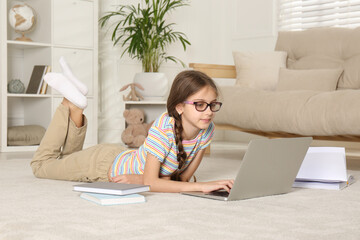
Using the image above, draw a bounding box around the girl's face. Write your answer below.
[176,86,218,138]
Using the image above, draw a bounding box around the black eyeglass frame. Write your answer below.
[183,101,222,112]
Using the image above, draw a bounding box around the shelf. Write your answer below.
[4,145,39,152]
[53,44,94,51]
[52,94,95,99]
[1,0,99,153]
[7,40,51,49]
[7,94,51,98]
[125,100,167,105]
[8,41,95,51]
[124,101,167,126]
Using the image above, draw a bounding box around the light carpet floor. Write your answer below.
[1,143,360,240]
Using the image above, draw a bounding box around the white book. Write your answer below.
[293,147,355,190]
[73,182,150,195]
[80,192,145,206]
[293,175,355,190]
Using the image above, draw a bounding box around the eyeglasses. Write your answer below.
[183,101,222,112]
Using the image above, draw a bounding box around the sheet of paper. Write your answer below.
[295,147,347,182]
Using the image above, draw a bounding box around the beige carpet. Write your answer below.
[1,144,360,240]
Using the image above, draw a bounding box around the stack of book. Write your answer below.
[73,182,150,206]
[293,147,355,190]
[26,65,51,94]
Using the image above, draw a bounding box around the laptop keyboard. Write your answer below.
[206,190,229,197]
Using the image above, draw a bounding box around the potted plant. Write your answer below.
[99,0,191,100]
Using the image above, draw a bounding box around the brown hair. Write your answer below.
[167,70,218,181]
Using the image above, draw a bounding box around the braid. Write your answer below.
[171,115,187,181]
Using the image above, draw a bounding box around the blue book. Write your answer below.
[80,192,146,206]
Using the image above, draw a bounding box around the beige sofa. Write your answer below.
[190,27,360,141]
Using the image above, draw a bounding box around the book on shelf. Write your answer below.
[73,182,150,195]
[80,192,146,206]
[293,147,355,190]
[26,65,48,94]
[39,66,51,94]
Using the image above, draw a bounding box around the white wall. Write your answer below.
[98,0,278,143]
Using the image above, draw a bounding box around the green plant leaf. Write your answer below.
[99,0,191,72]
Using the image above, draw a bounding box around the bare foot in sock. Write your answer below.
[59,56,89,96]
[44,72,87,109]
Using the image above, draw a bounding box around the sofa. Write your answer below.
[190,27,360,142]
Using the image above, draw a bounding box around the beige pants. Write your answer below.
[30,104,127,182]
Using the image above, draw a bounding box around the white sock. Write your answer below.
[44,73,87,109]
[59,56,89,96]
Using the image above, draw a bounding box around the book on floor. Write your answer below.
[80,192,146,206]
[73,182,150,195]
[293,175,355,190]
[26,65,48,94]
[293,147,355,190]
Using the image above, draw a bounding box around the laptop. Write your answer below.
[182,137,312,201]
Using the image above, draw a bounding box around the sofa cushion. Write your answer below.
[216,86,360,136]
[232,51,287,91]
[275,27,360,90]
[276,68,343,91]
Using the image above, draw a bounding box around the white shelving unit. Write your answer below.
[124,101,167,127]
[0,0,98,152]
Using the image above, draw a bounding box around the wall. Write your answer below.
[98,0,278,143]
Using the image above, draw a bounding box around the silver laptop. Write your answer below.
[182,137,312,201]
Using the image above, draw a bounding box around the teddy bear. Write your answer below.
[121,108,152,148]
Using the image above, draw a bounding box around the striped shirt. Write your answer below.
[110,112,214,177]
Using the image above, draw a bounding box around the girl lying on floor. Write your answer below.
[30,58,233,193]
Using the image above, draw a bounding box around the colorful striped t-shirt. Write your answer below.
[110,112,215,177]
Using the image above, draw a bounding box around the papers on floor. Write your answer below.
[293,147,355,190]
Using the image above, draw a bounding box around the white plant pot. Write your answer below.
[133,72,169,100]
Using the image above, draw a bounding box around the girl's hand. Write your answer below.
[200,180,234,193]
[111,174,144,184]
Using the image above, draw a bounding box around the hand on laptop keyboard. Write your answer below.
[200,179,234,193]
